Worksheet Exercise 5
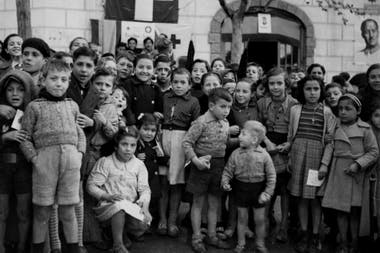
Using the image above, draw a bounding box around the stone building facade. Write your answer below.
[0,0,380,79]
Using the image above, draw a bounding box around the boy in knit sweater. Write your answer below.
[21,59,86,253]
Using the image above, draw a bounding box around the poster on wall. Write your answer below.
[121,22,156,48]
[258,13,272,33]
[354,16,380,67]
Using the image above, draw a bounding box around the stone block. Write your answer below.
[193,34,210,51]
[178,0,195,16]
[195,0,220,17]
[342,25,355,41]
[89,10,103,20]
[313,56,342,72]
[0,11,17,29]
[67,10,88,29]
[214,10,226,23]
[32,0,85,9]
[0,0,5,9]
[302,6,328,23]
[327,41,354,57]
[314,24,342,40]
[208,33,221,43]
[210,42,221,54]
[85,0,103,11]
[31,9,66,27]
[193,17,213,35]
[4,0,15,10]
[315,40,327,56]
[210,20,222,33]
[194,52,211,62]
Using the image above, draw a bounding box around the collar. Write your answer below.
[168,90,191,100]
[336,118,370,129]
[71,73,90,90]
[240,145,264,153]
[203,110,225,123]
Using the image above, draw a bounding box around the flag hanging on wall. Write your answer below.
[91,19,191,58]
[105,0,179,23]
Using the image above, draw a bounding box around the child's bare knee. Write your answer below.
[34,205,52,223]
[58,205,75,223]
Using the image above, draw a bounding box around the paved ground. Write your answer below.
[85,227,296,253]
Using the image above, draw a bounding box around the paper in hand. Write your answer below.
[114,200,146,223]
[11,109,23,130]
[306,169,324,187]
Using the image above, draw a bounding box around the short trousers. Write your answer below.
[162,130,187,185]
[186,157,224,196]
[33,144,82,206]
[274,172,291,196]
[233,180,266,208]
[0,155,32,194]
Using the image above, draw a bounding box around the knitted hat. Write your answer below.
[339,93,362,109]
[22,37,51,58]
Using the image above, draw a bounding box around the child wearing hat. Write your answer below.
[21,37,51,96]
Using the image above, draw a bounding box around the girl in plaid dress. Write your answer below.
[284,76,336,253]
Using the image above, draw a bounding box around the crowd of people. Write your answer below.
[0,32,379,253]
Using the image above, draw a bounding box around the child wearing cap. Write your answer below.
[21,37,51,95]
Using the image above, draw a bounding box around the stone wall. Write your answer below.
[0,0,103,52]
[1,0,379,78]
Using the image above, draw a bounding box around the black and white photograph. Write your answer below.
[1,0,380,253]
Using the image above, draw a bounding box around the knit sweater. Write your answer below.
[20,98,86,161]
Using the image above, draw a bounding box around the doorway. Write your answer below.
[247,41,277,72]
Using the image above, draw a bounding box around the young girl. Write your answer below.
[87,127,152,253]
[199,72,223,113]
[190,59,210,99]
[222,78,236,96]
[325,82,344,117]
[245,62,260,86]
[286,76,336,253]
[0,69,34,253]
[112,87,128,128]
[121,54,163,125]
[211,58,226,73]
[257,67,298,242]
[136,113,166,223]
[224,78,259,238]
[0,34,23,74]
[161,68,200,237]
[228,78,259,129]
[306,63,326,82]
[322,94,378,253]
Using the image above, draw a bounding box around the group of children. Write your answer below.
[0,33,380,253]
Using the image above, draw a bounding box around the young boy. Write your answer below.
[221,121,276,253]
[21,37,51,97]
[20,59,86,253]
[182,88,232,253]
[155,54,172,93]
